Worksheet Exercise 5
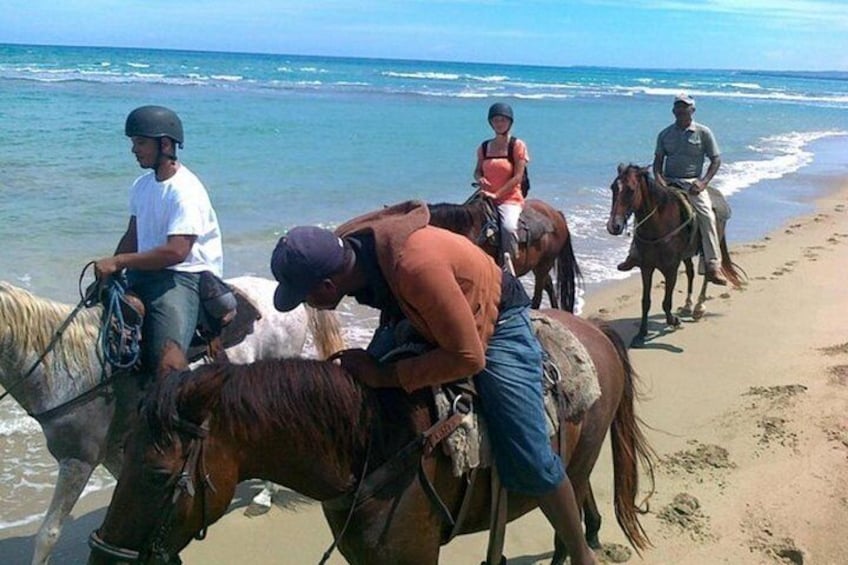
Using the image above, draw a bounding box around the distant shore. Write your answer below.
[2,178,848,564]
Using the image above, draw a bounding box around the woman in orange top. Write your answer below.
[473,102,529,268]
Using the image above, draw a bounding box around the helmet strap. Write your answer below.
[154,138,179,180]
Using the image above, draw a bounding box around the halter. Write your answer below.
[88,416,214,564]
[619,167,693,246]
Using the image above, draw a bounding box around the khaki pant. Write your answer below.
[672,177,720,268]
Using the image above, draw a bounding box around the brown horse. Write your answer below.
[428,196,582,312]
[88,310,654,565]
[606,164,744,346]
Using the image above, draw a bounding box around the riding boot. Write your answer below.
[538,480,599,565]
[617,241,640,271]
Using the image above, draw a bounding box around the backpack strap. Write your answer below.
[507,136,516,166]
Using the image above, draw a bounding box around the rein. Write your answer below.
[0,268,143,421]
[627,172,694,246]
[320,392,472,562]
[0,266,101,408]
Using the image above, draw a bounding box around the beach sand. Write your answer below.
[2,183,848,564]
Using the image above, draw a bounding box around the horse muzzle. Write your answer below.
[88,530,182,565]
[607,216,627,236]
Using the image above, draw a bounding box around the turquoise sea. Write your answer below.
[1,43,848,532]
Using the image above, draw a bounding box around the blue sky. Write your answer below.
[2,0,847,71]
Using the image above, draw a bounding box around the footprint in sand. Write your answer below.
[818,342,848,356]
[827,364,848,386]
[660,440,735,490]
[746,515,805,565]
[835,204,845,212]
[594,543,632,563]
[743,385,807,453]
[657,493,714,542]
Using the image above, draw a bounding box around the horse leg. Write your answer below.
[661,267,681,329]
[544,275,558,310]
[244,481,278,517]
[679,258,695,315]
[551,482,602,563]
[633,268,655,346]
[32,458,96,565]
[583,483,602,550]
[531,270,547,309]
[693,276,709,320]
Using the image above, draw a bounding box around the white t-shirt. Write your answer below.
[129,165,224,277]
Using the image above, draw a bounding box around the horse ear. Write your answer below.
[157,340,188,382]
[617,163,626,174]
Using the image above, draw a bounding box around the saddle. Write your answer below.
[111,283,261,367]
[186,284,262,363]
[477,197,555,250]
[379,314,600,563]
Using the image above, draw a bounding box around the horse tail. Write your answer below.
[718,233,747,288]
[306,307,346,360]
[599,322,656,553]
[556,211,582,313]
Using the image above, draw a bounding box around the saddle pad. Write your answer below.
[518,206,555,241]
[434,312,601,477]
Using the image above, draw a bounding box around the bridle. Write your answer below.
[614,167,692,245]
[88,415,214,564]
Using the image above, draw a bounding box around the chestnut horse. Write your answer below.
[428,196,581,312]
[606,164,744,346]
[88,310,654,565]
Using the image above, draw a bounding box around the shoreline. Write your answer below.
[2,179,848,564]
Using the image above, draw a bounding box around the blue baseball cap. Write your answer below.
[270,226,347,312]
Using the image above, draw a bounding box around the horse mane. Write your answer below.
[427,201,476,232]
[144,358,373,452]
[626,164,676,208]
[0,282,102,389]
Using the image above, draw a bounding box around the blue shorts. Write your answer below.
[367,306,565,496]
[475,305,565,496]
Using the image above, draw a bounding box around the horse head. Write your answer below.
[88,357,234,565]
[607,163,650,236]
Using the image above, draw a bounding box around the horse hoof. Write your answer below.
[693,306,706,320]
[244,502,271,518]
[630,336,645,348]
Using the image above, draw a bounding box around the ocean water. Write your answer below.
[1,43,848,531]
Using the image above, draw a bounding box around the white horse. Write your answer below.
[0,277,344,564]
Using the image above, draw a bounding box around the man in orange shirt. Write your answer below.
[271,200,597,564]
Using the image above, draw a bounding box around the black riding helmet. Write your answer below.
[487,102,514,124]
[125,105,184,148]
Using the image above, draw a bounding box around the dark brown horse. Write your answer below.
[88,310,654,565]
[428,196,582,312]
[606,164,744,346]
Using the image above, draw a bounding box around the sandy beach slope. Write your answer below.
[2,183,847,564]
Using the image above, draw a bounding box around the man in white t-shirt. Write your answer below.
[94,105,224,381]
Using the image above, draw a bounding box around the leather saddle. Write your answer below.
[186,284,262,363]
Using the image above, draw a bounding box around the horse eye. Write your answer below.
[144,466,174,485]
